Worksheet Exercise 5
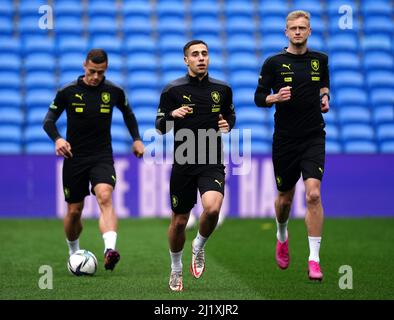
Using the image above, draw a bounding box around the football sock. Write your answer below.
[308,236,321,262]
[103,231,117,252]
[66,239,80,256]
[170,250,183,272]
[193,232,208,253]
[276,218,289,243]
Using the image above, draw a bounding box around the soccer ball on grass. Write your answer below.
[67,250,97,276]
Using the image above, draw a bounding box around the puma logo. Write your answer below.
[75,93,83,100]
[214,179,223,188]
[183,95,191,102]
[282,64,291,70]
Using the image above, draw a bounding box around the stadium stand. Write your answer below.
[0,0,392,154]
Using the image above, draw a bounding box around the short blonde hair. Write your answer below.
[286,10,311,27]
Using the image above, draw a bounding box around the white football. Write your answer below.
[67,250,98,276]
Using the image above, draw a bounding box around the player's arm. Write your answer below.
[117,90,144,158]
[320,54,330,114]
[43,91,73,158]
[155,90,178,134]
[219,86,236,133]
[255,58,278,107]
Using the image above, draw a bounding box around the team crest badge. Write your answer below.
[101,92,110,104]
[211,91,220,104]
[311,59,319,71]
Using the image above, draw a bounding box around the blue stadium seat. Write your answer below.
[127,53,157,72]
[23,36,55,55]
[380,141,394,153]
[19,17,49,38]
[366,71,394,90]
[328,16,360,35]
[125,35,156,53]
[26,107,47,125]
[190,1,220,19]
[0,108,24,125]
[327,0,357,17]
[0,53,21,72]
[250,141,271,154]
[192,17,223,37]
[232,88,256,107]
[229,71,259,89]
[25,71,56,90]
[341,124,375,141]
[361,0,393,17]
[376,124,394,142]
[129,89,160,109]
[259,34,287,52]
[58,53,85,73]
[160,53,186,72]
[59,71,80,86]
[291,0,323,16]
[259,16,285,34]
[0,71,20,90]
[326,140,342,153]
[308,35,324,51]
[157,16,186,36]
[325,124,340,140]
[156,0,186,19]
[327,34,358,52]
[87,0,117,18]
[0,89,22,108]
[361,35,392,53]
[343,141,378,153]
[0,0,14,19]
[88,17,118,36]
[54,17,84,37]
[25,89,54,109]
[338,107,371,124]
[91,36,122,55]
[330,52,361,71]
[227,53,259,72]
[370,89,394,106]
[363,52,394,71]
[25,142,54,154]
[208,70,227,82]
[19,0,49,18]
[309,17,325,36]
[58,36,89,54]
[160,70,186,85]
[112,141,130,154]
[332,71,364,89]
[258,0,289,18]
[133,107,156,124]
[226,17,256,36]
[208,53,225,70]
[373,106,394,125]
[123,16,153,36]
[0,142,22,154]
[24,53,56,72]
[0,125,22,143]
[111,124,130,142]
[224,1,254,19]
[190,34,223,54]
[0,37,21,55]
[159,35,188,53]
[227,34,257,54]
[0,17,13,36]
[105,71,125,87]
[53,1,83,18]
[127,71,160,90]
[122,1,152,19]
[363,16,393,36]
[335,88,368,107]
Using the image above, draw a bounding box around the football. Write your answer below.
[67,250,98,276]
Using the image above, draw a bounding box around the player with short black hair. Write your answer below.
[254,11,330,281]
[156,40,236,291]
[43,48,145,271]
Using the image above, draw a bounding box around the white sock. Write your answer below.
[103,231,117,252]
[276,218,288,243]
[308,236,321,262]
[193,231,208,253]
[66,239,80,256]
[170,250,183,272]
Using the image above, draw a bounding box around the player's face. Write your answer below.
[83,60,107,86]
[285,17,311,47]
[184,43,209,78]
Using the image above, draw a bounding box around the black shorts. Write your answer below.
[62,156,116,203]
[272,131,325,192]
[170,166,225,214]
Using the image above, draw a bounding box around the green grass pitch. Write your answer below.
[0,218,393,300]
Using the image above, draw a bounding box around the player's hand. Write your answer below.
[132,140,145,158]
[55,138,73,158]
[276,86,292,102]
[218,114,229,133]
[321,95,330,113]
[171,106,193,119]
